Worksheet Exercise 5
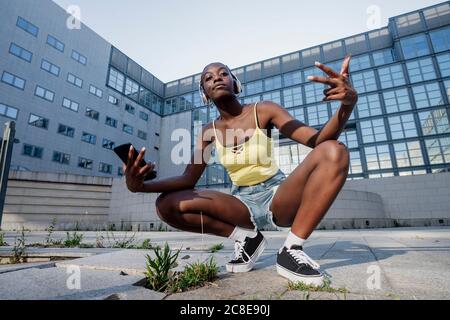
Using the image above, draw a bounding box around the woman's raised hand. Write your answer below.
[123,145,156,193]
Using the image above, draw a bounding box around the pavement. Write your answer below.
[0,227,449,300]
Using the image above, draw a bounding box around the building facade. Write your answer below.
[1,0,449,189]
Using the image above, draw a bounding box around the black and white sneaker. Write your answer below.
[276,245,324,286]
[226,230,267,273]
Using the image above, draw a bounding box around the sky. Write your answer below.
[52,0,445,83]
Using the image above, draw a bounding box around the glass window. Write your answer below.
[9,43,32,62]
[179,93,193,111]
[350,54,371,71]
[23,144,43,158]
[125,104,135,114]
[57,124,75,137]
[436,53,450,77]
[400,34,430,59]
[372,48,395,66]
[1,71,25,90]
[430,26,450,53]
[40,59,60,77]
[85,108,99,121]
[388,114,418,140]
[264,76,282,91]
[71,50,87,65]
[377,64,406,89]
[304,83,325,104]
[330,101,356,121]
[339,129,358,149]
[123,124,133,135]
[303,67,316,81]
[365,144,392,170]
[139,111,149,121]
[383,88,412,113]
[108,95,119,105]
[368,172,395,179]
[263,91,281,105]
[283,70,302,87]
[356,94,382,118]
[62,97,79,112]
[0,103,19,120]
[46,34,65,52]
[393,141,424,167]
[398,169,426,176]
[53,151,70,165]
[349,150,363,174]
[360,118,387,143]
[34,85,54,102]
[351,70,377,93]
[28,114,49,129]
[78,157,93,170]
[425,137,450,164]
[108,68,125,92]
[288,107,306,123]
[138,130,147,140]
[283,86,303,108]
[89,85,103,98]
[406,58,436,83]
[81,132,96,145]
[99,163,112,174]
[125,78,139,100]
[16,17,38,37]
[246,80,263,95]
[67,73,83,88]
[102,138,115,150]
[306,103,329,127]
[243,95,260,105]
[105,116,117,128]
[412,83,444,109]
[418,108,450,136]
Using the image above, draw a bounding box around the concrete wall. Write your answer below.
[344,171,450,227]
[1,170,112,230]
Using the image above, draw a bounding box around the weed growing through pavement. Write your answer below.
[11,227,27,264]
[64,231,83,247]
[106,230,137,248]
[209,243,224,253]
[287,278,349,296]
[144,243,219,294]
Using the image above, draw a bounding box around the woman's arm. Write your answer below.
[266,56,358,148]
[124,123,213,193]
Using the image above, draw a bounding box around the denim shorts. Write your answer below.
[230,169,290,231]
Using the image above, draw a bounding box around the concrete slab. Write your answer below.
[0,266,164,300]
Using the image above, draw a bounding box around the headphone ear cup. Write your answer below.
[231,73,242,96]
[199,83,210,105]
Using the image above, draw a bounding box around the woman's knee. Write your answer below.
[315,140,350,169]
[155,192,177,221]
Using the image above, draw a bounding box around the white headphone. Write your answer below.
[198,67,242,106]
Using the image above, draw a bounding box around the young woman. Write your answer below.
[123,58,358,286]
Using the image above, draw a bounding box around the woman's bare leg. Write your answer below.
[270,140,350,239]
[155,189,255,237]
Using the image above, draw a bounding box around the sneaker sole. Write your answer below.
[226,238,267,273]
[276,264,324,287]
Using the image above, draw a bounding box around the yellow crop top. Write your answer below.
[212,102,280,186]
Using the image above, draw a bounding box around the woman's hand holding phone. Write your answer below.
[123,145,156,193]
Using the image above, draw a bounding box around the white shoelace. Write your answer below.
[287,248,320,270]
[233,240,251,262]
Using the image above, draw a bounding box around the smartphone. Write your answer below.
[113,143,157,181]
